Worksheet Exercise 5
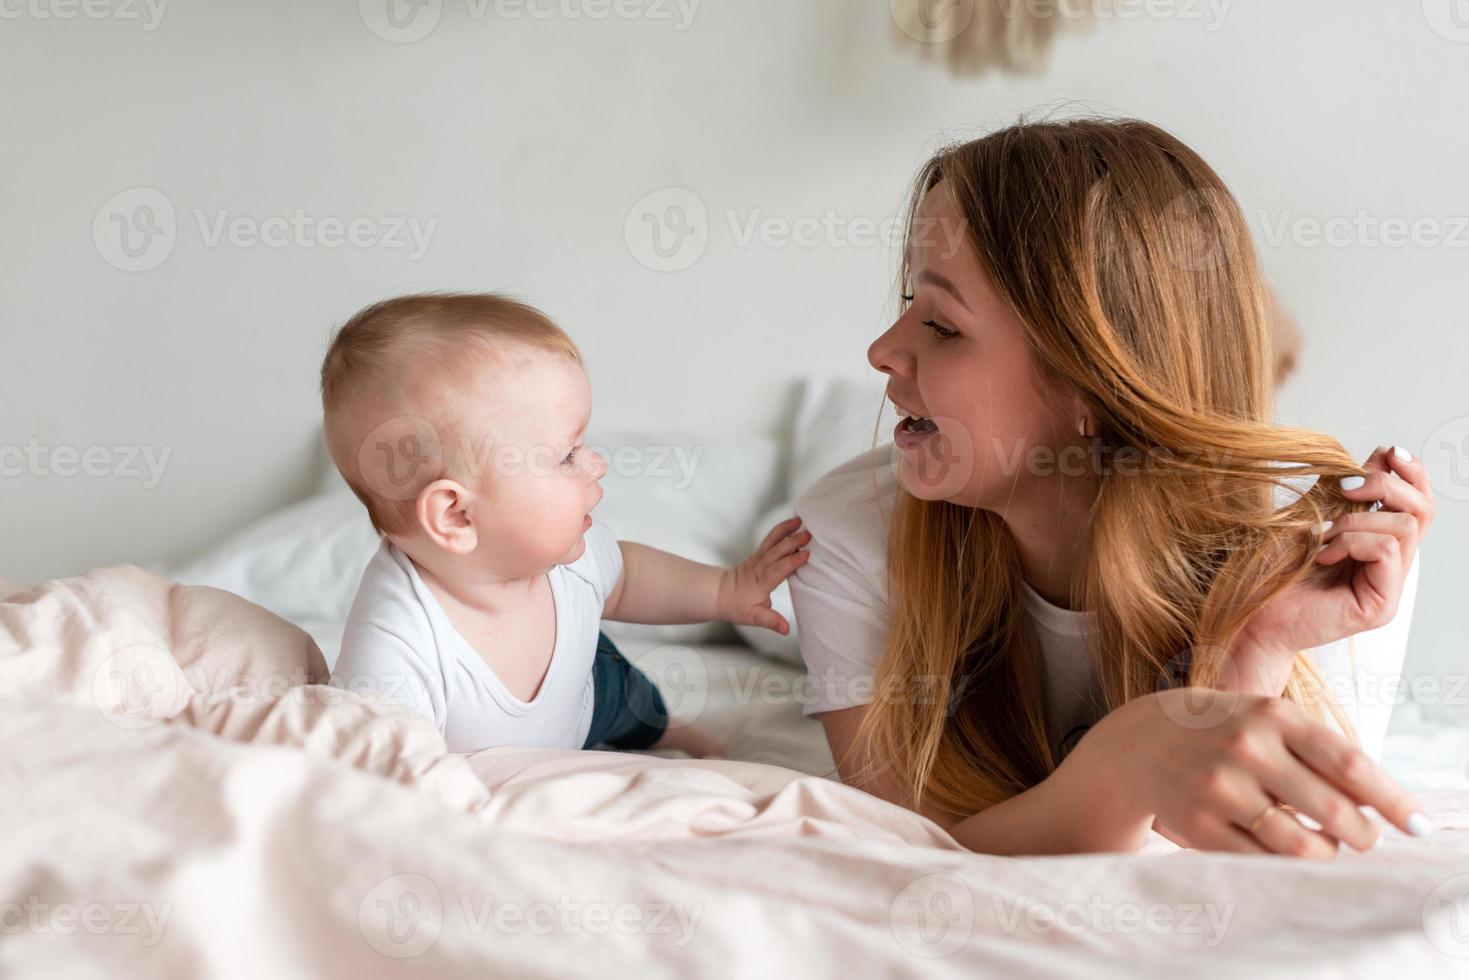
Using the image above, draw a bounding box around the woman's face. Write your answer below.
[868,181,1082,509]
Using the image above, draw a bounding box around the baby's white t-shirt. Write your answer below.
[332,518,624,753]
[789,446,1417,762]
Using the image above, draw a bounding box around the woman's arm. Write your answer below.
[819,705,1152,855]
[820,690,1432,858]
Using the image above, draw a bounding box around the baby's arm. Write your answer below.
[602,517,810,634]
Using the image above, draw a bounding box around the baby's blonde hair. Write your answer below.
[320,292,582,535]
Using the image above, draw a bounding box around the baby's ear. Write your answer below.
[415,479,478,555]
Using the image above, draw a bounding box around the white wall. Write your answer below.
[2,1,1465,716]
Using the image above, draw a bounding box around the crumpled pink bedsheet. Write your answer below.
[2,566,1467,979]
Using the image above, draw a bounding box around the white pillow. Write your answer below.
[587,429,781,644]
[169,486,380,631]
[790,376,895,497]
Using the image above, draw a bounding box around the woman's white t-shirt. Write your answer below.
[788,445,1417,762]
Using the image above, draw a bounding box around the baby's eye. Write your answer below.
[562,445,580,465]
[925,320,959,341]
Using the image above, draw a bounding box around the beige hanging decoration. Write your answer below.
[891,0,1100,76]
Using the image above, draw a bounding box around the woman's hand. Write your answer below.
[1228,445,1434,693]
[715,517,811,634]
[1064,688,1432,858]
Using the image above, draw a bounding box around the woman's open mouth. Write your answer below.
[894,414,939,450]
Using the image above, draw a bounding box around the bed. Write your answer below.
[3,379,1467,978]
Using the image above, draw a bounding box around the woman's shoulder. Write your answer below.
[788,446,898,711]
[795,443,898,523]
[793,444,898,575]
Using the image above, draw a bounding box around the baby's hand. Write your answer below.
[715,517,811,634]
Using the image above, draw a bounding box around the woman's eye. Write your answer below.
[924,320,959,341]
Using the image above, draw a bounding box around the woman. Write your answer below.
[789,117,1435,858]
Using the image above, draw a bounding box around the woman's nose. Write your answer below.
[867,322,908,377]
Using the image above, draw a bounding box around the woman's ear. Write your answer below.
[415,479,479,555]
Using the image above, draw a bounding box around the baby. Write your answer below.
[323,293,808,757]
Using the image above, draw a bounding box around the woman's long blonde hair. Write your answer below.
[859,118,1366,819]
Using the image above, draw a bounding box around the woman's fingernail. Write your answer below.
[1393,445,1413,464]
[1317,520,1334,536]
[1407,812,1434,838]
[1340,476,1367,492]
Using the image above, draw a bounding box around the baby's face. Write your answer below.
[457,351,606,575]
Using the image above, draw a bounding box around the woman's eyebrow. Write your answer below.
[917,270,972,312]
